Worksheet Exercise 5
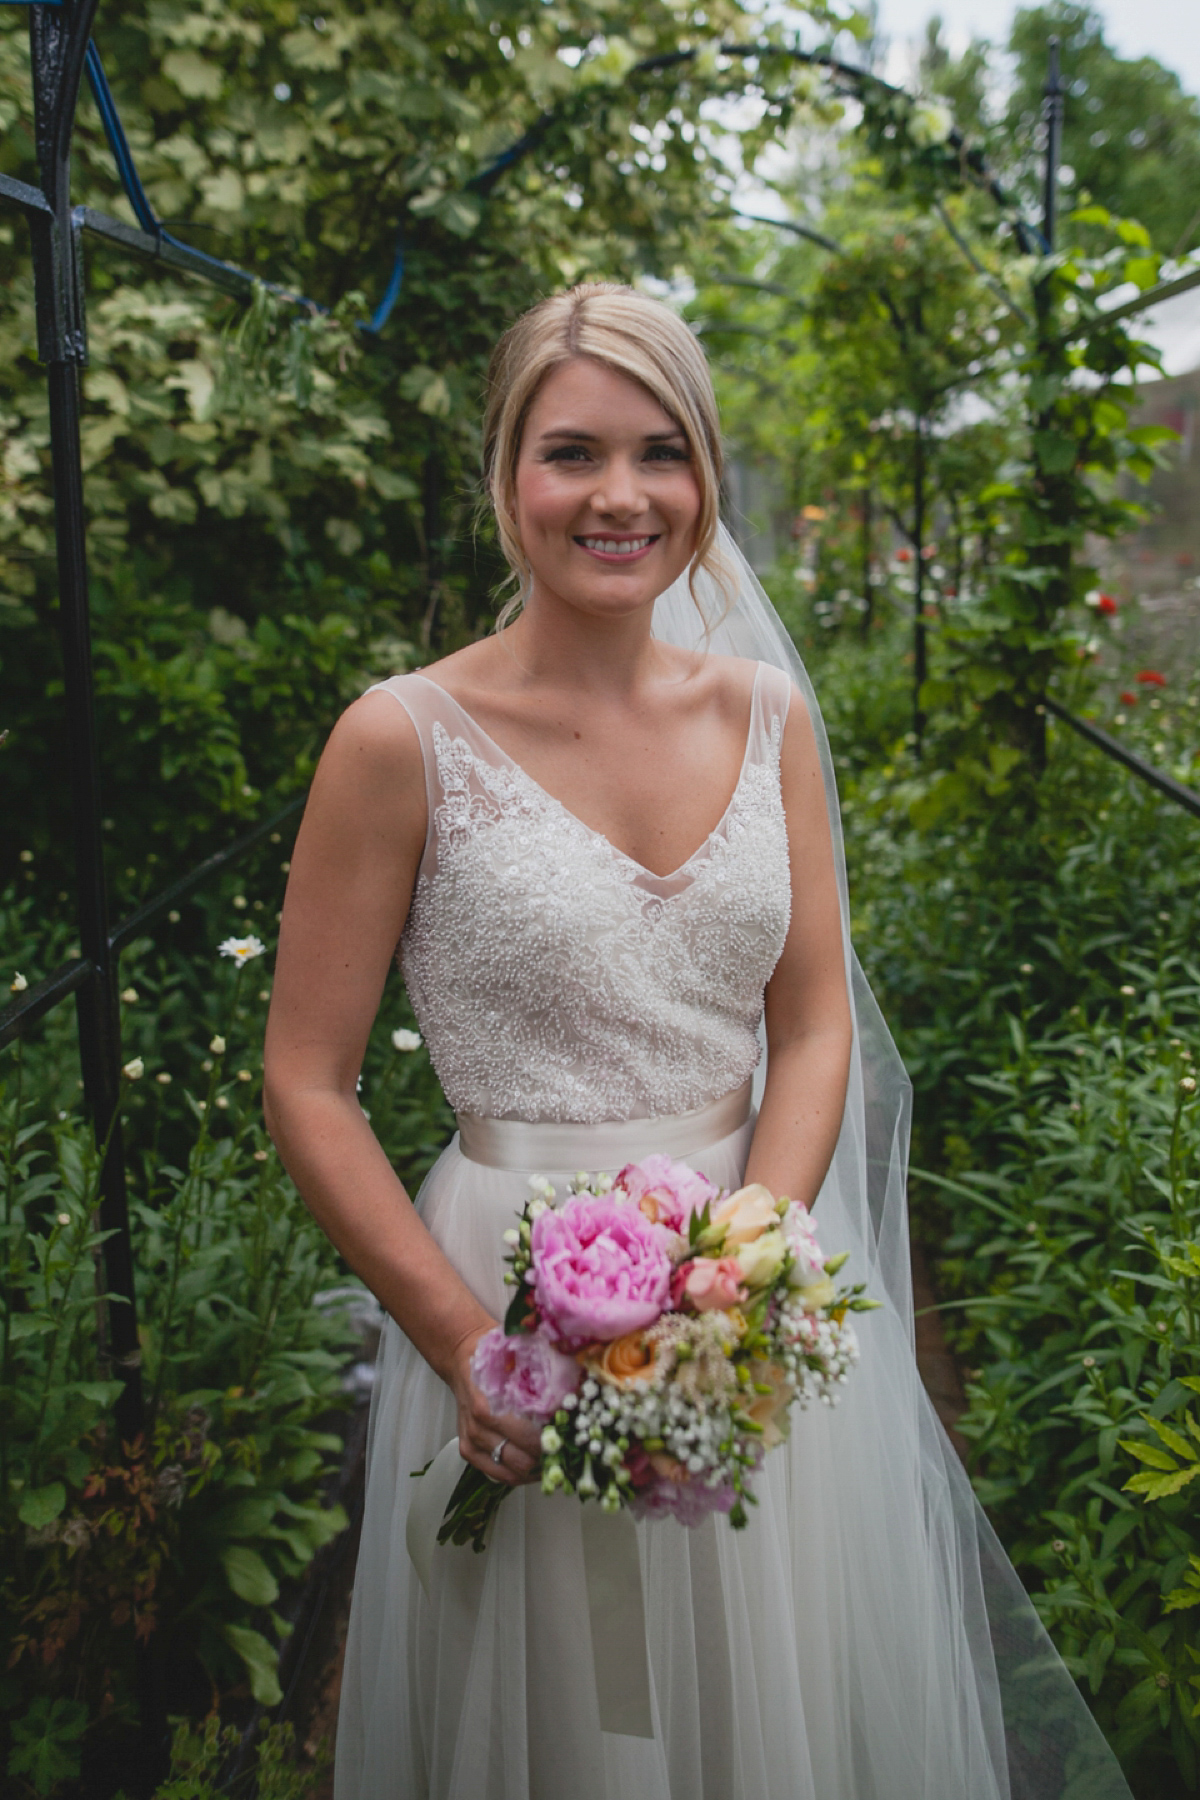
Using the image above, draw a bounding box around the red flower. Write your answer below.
[1096,594,1118,616]
[1135,669,1166,687]
[895,547,912,563]
[1120,691,1138,705]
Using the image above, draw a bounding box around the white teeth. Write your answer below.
[581,537,652,555]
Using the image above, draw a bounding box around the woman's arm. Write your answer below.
[262,692,540,1483]
[742,692,853,1209]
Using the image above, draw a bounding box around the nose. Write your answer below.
[591,451,647,520]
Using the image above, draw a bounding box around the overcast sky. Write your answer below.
[871,0,1200,96]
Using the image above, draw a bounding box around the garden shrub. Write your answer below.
[1,860,452,1793]
[804,596,1200,1797]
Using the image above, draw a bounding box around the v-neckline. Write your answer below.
[410,666,763,885]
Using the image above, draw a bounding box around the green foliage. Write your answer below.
[1007,4,1200,256]
[6,1697,88,1797]
[4,0,840,907]
[0,863,451,1782]
[813,597,1200,1794]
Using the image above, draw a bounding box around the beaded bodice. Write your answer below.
[371,664,793,1124]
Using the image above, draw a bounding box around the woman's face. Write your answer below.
[511,357,702,622]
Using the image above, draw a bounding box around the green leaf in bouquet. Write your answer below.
[503,1280,535,1337]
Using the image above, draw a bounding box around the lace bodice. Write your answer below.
[371,664,793,1124]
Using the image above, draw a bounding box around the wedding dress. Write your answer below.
[334,541,1132,1800]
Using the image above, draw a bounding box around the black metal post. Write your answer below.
[1041,36,1064,256]
[29,1,144,1440]
[1029,36,1067,775]
[912,419,927,753]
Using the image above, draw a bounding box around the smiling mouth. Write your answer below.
[575,535,659,557]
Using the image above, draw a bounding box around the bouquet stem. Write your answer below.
[437,1464,509,1553]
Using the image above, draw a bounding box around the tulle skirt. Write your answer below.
[334,1114,1131,1800]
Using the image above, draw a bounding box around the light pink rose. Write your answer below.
[531,1195,672,1345]
[682,1256,748,1312]
[613,1154,718,1234]
[471,1326,580,1419]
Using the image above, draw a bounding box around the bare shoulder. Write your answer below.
[305,687,425,839]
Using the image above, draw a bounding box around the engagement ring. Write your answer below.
[491,1438,508,1465]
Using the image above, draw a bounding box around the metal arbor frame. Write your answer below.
[0,0,318,1454]
[3,6,1200,1459]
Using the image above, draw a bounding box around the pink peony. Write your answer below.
[613,1154,718,1235]
[628,1475,737,1528]
[531,1195,672,1345]
[681,1256,748,1312]
[471,1326,580,1419]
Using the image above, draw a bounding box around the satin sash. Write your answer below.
[455,1078,753,1171]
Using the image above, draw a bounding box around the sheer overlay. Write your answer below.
[333,531,1132,1800]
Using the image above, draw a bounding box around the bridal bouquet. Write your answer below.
[437,1155,876,1552]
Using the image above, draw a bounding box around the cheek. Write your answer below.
[514,467,575,534]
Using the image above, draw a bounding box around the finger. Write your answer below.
[458,1434,524,1487]
[493,1410,543,1458]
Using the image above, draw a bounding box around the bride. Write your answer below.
[263,285,1130,1799]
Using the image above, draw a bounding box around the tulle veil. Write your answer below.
[649,526,1132,1800]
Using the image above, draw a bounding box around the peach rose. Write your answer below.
[578,1331,658,1389]
[648,1450,688,1483]
[745,1360,794,1450]
[710,1183,780,1247]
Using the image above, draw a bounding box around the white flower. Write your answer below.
[120,987,139,1004]
[1183,1077,1197,1094]
[122,1058,145,1080]
[909,100,954,148]
[10,972,28,993]
[391,1028,422,1052]
[253,1148,269,1162]
[209,1035,226,1055]
[1119,984,1136,998]
[218,935,266,966]
[57,1212,71,1226]
[156,1072,172,1086]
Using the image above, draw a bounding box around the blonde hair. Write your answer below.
[481,283,732,627]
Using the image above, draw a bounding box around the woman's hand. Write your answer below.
[450,1326,544,1487]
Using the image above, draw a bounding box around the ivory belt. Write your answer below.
[455,1079,754,1172]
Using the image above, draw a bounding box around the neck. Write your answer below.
[501,581,667,696]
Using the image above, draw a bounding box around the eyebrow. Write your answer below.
[536,426,687,442]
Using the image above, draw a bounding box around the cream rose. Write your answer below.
[794,1274,837,1311]
[710,1183,779,1247]
[733,1227,787,1291]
